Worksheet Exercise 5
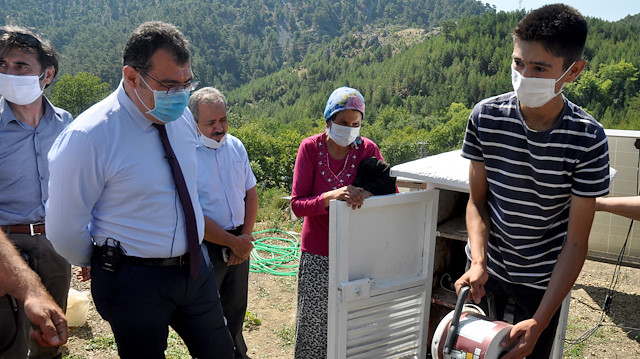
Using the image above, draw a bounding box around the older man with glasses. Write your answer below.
[46,21,233,358]
[0,25,73,359]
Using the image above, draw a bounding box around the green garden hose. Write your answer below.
[250,229,300,276]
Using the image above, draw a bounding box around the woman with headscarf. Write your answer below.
[291,86,388,357]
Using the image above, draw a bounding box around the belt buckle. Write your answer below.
[30,223,43,236]
[179,255,188,267]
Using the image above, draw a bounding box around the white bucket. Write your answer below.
[66,288,90,327]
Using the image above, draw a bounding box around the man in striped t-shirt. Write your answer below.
[455,4,610,359]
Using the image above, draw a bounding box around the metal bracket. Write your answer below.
[338,278,372,302]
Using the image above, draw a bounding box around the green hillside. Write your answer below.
[1,0,489,89]
[3,1,640,188]
[225,11,640,183]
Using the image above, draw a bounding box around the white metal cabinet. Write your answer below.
[327,190,439,359]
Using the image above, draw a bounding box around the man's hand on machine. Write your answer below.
[454,263,488,304]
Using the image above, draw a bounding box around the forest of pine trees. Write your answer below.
[3,0,639,188]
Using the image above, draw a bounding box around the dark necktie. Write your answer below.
[153,123,201,278]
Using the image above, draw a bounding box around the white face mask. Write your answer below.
[199,132,227,149]
[0,72,44,105]
[511,62,575,108]
[326,122,360,147]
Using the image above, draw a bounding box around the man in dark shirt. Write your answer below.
[455,5,610,359]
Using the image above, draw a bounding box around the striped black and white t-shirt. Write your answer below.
[462,92,610,290]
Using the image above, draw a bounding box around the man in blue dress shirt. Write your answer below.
[46,22,233,358]
[189,87,258,359]
[0,26,72,359]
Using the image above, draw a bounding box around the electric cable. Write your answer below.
[564,214,638,351]
[440,272,457,294]
[249,229,300,276]
[564,141,640,351]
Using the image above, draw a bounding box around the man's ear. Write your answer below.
[122,65,138,89]
[42,66,56,86]
[566,59,586,83]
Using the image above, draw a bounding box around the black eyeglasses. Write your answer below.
[136,68,199,95]
[0,29,41,48]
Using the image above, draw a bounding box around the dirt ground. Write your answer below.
[61,258,640,359]
[61,266,298,359]
[564,259,640,358]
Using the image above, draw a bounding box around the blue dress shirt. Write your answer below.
[0,97,73,225]
[46,82,204,266]
[196,134,257,230]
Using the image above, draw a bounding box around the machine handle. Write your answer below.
[443,285,471,355]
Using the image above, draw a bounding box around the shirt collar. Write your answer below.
[0,95,57,127]
[196,135,205,149]
[116,79,155,131]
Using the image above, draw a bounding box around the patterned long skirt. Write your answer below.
[294,251,329,359]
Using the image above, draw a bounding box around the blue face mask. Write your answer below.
[134,74,189,123]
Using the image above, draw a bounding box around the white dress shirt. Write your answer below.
[196,134,256,230]
[46,82,204,266]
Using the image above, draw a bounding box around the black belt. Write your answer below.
[122,254,190,267]
[93,244,189,267]
[204,226,243,251]
[226,225,243,236]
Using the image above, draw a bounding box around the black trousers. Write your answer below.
[90,244,234,359]
[205,226,250,359]
[479,275,562,359]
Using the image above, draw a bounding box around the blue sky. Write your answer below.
[484,1,640,21]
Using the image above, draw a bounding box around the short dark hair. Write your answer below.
[123,21,190,72]
[513,4,588,69]
[188,87,227,123]
[0,25,60,87]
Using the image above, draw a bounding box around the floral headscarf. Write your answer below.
[323,86,365,122]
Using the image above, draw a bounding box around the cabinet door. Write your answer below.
[328,190,439,359]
